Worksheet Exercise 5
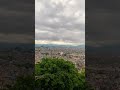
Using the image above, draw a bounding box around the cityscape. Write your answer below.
[35,45,85,70]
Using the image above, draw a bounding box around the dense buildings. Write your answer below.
[35,46,85,70]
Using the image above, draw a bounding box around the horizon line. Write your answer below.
[35,43,85,46]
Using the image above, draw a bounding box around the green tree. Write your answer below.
[9,58,93,90]
[8,75,35,90]
[35,58,85,90]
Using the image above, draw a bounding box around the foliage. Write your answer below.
[8,75,35,90]
[35,58,85,90]
[9,58,93,90]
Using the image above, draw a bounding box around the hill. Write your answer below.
[35,44,85,49]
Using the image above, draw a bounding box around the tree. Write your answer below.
[9,58,92,90]
[8,75,35,90]
[35,58,85,90]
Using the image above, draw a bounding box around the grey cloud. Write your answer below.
[86,0,120,47]
[0,0,34,44]
[36,29,84,43]
[0,0,34,34]
[35,0,85,44]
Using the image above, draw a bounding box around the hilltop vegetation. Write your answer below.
[9,58,92,90]
[35,58,86,90]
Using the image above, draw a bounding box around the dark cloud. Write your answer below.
[0,0,34,44]
[86,0,120,46]
[0,0,34,34]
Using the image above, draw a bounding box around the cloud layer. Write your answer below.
[0,0,34,44]
[35,0,85,45]
[86,0,120,47]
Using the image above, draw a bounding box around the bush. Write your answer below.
[35,58,85,90]
[9,58,91,90]
[8,75,35,90]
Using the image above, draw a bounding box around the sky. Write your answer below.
[86,0,120,47]
[0,0,34,44]
[35,0,85,46]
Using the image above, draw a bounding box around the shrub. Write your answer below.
[8,75,35,90]
[9,58,91,90]
[35,58,85,90]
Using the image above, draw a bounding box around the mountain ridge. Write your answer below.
[35,44,85,48]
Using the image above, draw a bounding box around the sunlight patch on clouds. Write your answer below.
[35,40,82,46]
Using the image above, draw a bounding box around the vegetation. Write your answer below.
[8,76,35,90]
[8,58,92,90]
[35,58,83,89]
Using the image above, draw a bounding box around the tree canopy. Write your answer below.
[8,58,92,90]
[35,58,87,90]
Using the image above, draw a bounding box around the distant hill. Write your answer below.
[86,44,120,56]
[35,44,85,49]
[0,43,34,51]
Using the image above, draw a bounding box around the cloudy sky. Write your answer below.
[35,0,85,45]
[0,0,34,44]
[86,0,120,47]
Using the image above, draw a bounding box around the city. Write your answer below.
[35,45,85,70]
